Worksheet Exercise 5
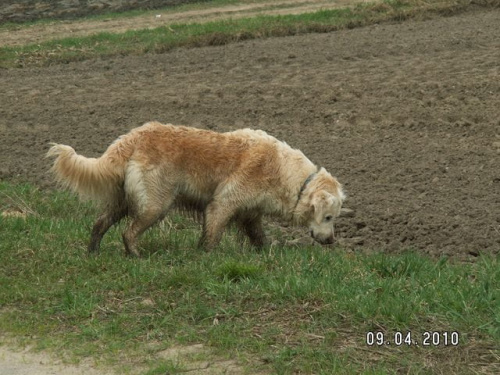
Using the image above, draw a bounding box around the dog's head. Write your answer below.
[302,168,345,245]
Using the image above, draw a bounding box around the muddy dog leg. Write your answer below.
[236,213,266,250]
[122,204,171,257]
[122,192,174,257]
[121,168,176,257]
[199,200,237,251]
[122,214,156,257]
[88,202,127,254]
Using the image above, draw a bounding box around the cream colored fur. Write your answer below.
[47,121,344,256]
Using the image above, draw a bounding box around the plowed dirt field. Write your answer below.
[1,6,499,259]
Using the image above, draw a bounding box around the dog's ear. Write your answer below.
[312,192,341,223]
[311,192,328,223]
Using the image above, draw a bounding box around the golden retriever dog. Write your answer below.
[47,122,345,257]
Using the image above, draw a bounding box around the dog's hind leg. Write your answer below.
[122,168,175,257]
[122,208,166,257]
[88,201,127,254]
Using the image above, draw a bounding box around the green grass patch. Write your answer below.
[0,0,491,68]
[1,181,499,373]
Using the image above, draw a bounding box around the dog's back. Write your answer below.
[47,122,261,202]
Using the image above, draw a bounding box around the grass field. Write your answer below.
[1,0,495,68]
[1,182,498,373]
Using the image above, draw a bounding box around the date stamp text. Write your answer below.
[365,331,459,347]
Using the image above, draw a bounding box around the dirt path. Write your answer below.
[0,0,371,47]
[0,342,250,374]
[0,346,111,375]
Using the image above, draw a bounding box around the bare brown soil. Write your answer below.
[0,6,499,260]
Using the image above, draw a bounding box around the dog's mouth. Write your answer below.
[310,231,334,245]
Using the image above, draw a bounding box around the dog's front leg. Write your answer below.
[236,213,266,249]
[198,201,234,251]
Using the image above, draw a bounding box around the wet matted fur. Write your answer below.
[47,122,345,256]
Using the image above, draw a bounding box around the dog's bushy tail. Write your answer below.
[46,143,128,203]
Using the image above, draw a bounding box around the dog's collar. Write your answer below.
[297,171,317,203]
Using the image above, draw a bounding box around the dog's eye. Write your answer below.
[325,215,333,222]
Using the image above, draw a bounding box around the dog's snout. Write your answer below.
[310,231,334,245]
[318,235,334,245]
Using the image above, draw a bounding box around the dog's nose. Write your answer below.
[322,236,334,245]
[311,232,334,245]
